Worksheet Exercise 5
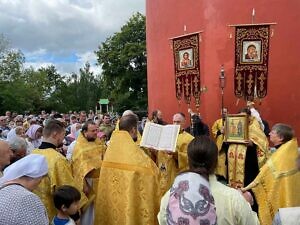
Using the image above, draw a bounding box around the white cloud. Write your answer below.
[0,0,145,74]
[76,51,96,64]
[24,62,54,71]
[76,51,102,75]
[25,48,48,61]
[24,52,102,77]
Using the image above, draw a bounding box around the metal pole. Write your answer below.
[220,65,226,124]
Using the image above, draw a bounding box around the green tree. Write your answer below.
[0,34,104,114]
[0,50,25,81]
[37,65,68,112]
[0,44,28,113]
[95,12,147,112]
[0,34,10,59]
[77,62,101,111]
[23,66,54,112]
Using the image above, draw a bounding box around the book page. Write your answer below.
[140,122,162,149]
[158,124,180,151]
[140,122,180,152]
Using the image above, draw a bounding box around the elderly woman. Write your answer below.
[65,123,81,146]
[25,124,43,151]
[0,154,49,224]
[7,126,31,155]
[6,126,26,142]
[8,137,28,164]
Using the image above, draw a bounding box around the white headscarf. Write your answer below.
[26,124,42,148]
[0,154,48,185]
[67,123,81,139]
[6,128,17,142]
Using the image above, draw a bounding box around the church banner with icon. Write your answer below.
[234,25,270,100]
[172,32,201,107]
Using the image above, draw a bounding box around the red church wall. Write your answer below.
[146,0,300,139]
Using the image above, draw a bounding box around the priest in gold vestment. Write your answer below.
[71,121,106,224]
[227,110,269,188]
[114,110,142,145]
[94,114,160,225]
[211,108,228,179]
[33,119,88,222]
[156,113,194,195]
[173,113,194,172]
[243,123,300,225]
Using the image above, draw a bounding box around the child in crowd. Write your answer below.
[52,185,81,225]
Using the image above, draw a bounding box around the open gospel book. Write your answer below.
[140,122,180,152]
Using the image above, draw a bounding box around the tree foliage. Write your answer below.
[96,12,147,112]
[0,12,146,114]
[0,35,103,114]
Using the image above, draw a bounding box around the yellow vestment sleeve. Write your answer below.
[244,139,300,225]
[211,118,227,178]
[33,148,88,221]
[176,131,194,172]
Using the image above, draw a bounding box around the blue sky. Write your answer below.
[25,50,78,63]
[0,0,145,75]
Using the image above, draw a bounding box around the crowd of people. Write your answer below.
[0,106,299,225]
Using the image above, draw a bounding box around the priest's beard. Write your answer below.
[132,136,138,142]
[87,137,96,142]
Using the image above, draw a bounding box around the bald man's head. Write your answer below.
[122,110,134,117]
[173,113,186,131]
[0,140,12,170]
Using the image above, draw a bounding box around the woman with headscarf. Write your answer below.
[65,123,81,146]
[6,127,18,142]
[65,125,82,160]
[6,126,26,142]
[0,154,49,225]
[159,136,259,225]
[26,124,43,151]
[162,136,217,225]
[6,126,30,156]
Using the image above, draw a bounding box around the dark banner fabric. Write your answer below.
[234,25,270,100]
[172,33,201,107]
